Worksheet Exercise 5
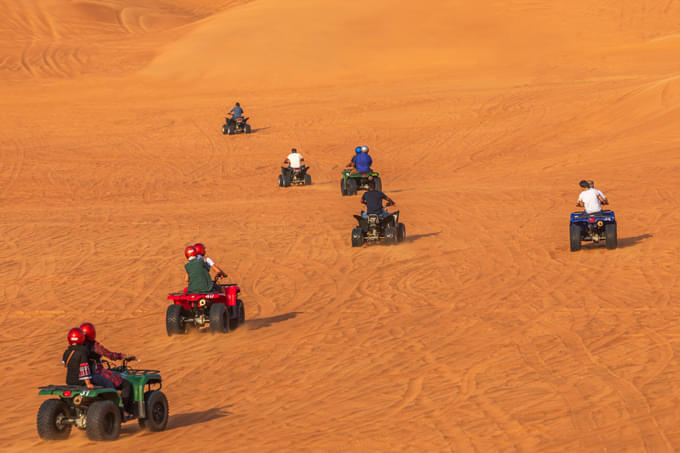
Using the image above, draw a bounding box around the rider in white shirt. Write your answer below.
[282,148,306,180]
[577,180,608,214]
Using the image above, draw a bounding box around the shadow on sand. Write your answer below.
[250,126,270,133]
[247,312,302,331]
[403,232,441,243]
[169,407,232,430]
[617,233,652,249]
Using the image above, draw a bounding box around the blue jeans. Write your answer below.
[361,210,389,218]
[91,374,115,389]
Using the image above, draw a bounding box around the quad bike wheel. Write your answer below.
[346,179,358,195]
[37,399,72,440]
[304,174,312,185]
[221,124,228,135]
[86,400,121,441]
[226,124,235,135]
[397,223,406,242]
[351,227,364,247]
[384,226,398,245]
[138,391,169,432]
[238,299,245,324]
[244,124,252,134]
[166,304,185,336]
[340,179,347,196]
[282,172,291,187]
[209,303,229,334]
[278,174,285,187]
[605,223,617,249]
[570,224,582,252]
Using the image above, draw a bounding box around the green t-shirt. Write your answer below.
[185,258,212,293]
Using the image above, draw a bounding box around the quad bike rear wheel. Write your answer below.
[226,124,235,135]
[138,391,169,432]
[351,227,364,247]
[278,174,285,187]
[166,304,185,336]
[282,172,291,187]
[209,303,229,334]
[244,124,251,134]
[86,400,121,441]
[384,226,398,245]
[37,399,72,440]
[340,179,347,196]
[238,299,245,324]
[221,124,228,135]
[605,223,617,249]
[570,224,582,252]
[397,223,406,242]
[346,179,358,195]
[304,174,312,185]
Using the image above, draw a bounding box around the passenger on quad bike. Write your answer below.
[361,178,395,218]
[352,145,372,174]
[80,322,134,415]
[282,148,306,178]
[62,327,94,388]
[194,242,225,277]
[576,179,609,214]
[228,102,243,120]
[184,245,220,294]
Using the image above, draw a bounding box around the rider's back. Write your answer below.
[185,258,213,293]
[355,153,372,172]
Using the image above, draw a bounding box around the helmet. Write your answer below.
[79,322,96,341]
[185,245,197,259]
[194,243,206,256]
[291,148,297,154]
[579,180,590,188]
[361,146,369,153]
[355,146,362,154]
[68,327,85,345]
[235,102,240,107]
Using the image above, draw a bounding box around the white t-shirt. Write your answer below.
[578,188,606,213]
[197,255,214,267]
[287,153,303,168]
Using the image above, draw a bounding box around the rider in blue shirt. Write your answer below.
[229,102,243,119]
[354,146,372,173]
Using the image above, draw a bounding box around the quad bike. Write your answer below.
[222,116,251,135]
[340,169,381,196]
[37,357,168,441]
[166,275,244,335]
[569,207,617,251]
[279,166,311,187]
[351,203,406,246]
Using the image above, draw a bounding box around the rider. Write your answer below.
[194,243,226,278]
[361,178,395,218]
[228,102,243,121]
[576,179,608,214]
[353,145,372,174]
[62,327,94,388]
[80,322,134,414]
[346,146,362,169]
[282,148,306,179]
[184,245,214,294]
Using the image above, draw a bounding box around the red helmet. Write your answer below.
[185,245,197,259]
[194,243,206,256]
[80,322,96,341]
[68,327,85,345]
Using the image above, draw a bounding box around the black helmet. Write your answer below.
[579,180,590,188]
[235,102,240,107]
[291,148,297,153]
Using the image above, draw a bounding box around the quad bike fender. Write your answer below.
[226,285,240,306]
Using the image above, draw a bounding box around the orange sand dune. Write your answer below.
[1,1,680,452]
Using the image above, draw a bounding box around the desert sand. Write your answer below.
[2,0,680,451]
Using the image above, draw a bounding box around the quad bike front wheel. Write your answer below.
[209,303,229,334]
[86,400,121,441]
[37,399,72,440]
[138,391,169,432]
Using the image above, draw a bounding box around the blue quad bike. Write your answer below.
[569,210,617,251]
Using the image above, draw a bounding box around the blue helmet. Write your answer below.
[361,146,369,153]
[355,146,362,154]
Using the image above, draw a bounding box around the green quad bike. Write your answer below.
[37,357,168,441]
[340,169,381,196]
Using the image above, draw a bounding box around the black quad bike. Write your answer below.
[222,116,251,135]
[279,166,311,187]
[351,204,406,247]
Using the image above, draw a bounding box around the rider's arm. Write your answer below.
[77,350,94,388]
[211,264,226,276]
[284,158,290,165]
[384,195,395,205]
[93,341,125,361]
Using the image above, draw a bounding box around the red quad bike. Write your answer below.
[166,275,245,336]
